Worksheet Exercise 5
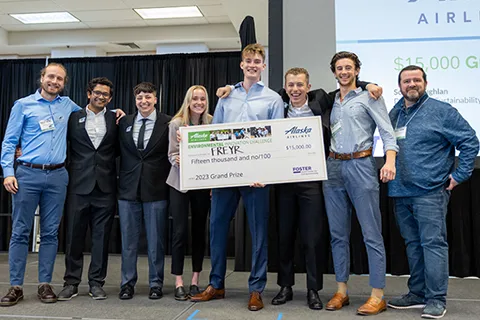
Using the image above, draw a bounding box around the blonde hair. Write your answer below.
[172,85,213,126]
[242,43,266,62]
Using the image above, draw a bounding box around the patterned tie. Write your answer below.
[137,118,148,150]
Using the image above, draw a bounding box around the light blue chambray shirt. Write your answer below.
[212,81,284,124]
[330,87,398,154]
[1,90,81,177]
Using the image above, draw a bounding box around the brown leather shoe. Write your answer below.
[357,297,387,315]
[37,284,57,303]
[325,292,350,311]
[248,292,264,311]
[0,287,23,307]
[190,285,225,302]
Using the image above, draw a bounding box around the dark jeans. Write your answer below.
[170,187,210,275]
[118,199,168,288]
[63,185,116,287]
[393,189,450,306]
[275,182,327,291]
[209,187,270,293]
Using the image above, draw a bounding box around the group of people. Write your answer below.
[0,43,478,320]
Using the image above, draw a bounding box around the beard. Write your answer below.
[403,88,424,104]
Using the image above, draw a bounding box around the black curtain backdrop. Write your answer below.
[1,54,480,278]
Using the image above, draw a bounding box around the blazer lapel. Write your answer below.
[98,109,114,147]
[76,108,95,149]
[123,114,139,153]
[142,114,167,155]
[308,99,330,130]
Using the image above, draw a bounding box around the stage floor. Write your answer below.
[0,253,478,319]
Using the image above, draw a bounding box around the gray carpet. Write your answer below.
[0,253,478,319]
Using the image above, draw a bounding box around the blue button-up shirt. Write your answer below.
[388,93,479,197]
[212,81,284,124]
[330,87,398,154]
[1,90,81,177]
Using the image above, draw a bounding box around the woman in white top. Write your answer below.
[166,85,213,301]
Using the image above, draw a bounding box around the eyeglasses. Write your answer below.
[92,90,111,98]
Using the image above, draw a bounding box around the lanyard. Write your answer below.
[395,97,429,129]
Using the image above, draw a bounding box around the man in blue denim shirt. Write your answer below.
[387,65,479,319]
[323,52,398,316]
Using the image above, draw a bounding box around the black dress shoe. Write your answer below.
[118,285,134,300]
[271,286,293,305]
[307,289,323,310]
[149,286,163,300]
[189,285,201,297]
[174,286,188,301]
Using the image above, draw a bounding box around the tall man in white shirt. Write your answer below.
[58,77,118,301]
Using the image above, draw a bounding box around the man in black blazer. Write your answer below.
[272,69,380,310]
[116,82,171,300]
[271,68,330,310]
[58,77,118,301]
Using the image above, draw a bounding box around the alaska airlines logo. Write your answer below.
[188,131,210,143]
[408,0,478,25]
[284,126,312,135]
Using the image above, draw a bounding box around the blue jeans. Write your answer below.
[10,166,68,285]
[393,189,450,306]
[323,157,386,289]
[209,187,270,293]
[118,200,168,288]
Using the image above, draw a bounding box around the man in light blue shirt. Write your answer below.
[1,63,81,306]
[323,52,398,316]
[191,43,283,311]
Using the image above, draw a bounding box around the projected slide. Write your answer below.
[335,0,480,156]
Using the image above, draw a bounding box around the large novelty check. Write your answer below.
[179,116,327,190]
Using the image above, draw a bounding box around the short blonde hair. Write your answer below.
[284,67,310,84]
[242,43,266,62]
[171,85,213,126]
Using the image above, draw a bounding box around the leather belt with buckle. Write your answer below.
[18,161,65,170]
[329,148,373,160]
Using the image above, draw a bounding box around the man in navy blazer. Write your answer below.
[116,82,171,300]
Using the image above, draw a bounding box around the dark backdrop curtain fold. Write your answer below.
[1,54,479,277]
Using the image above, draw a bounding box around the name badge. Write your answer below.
[39,118,55,132]
[126,126,132,132]
[331,122,341,137]
[395,127,407,140]
[79,117,86,123]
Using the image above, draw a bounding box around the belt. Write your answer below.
[329,148,373,160]
[18,161,65,170]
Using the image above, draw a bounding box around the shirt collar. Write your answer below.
[34,89,62,102]
[334,86,363,101]
[86,105,107,116]
[234,80,265,90]
[136,108,157,122]
[289,100,309,110]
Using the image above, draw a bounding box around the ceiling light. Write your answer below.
[10,12,79,24]
[134,6,203,19]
